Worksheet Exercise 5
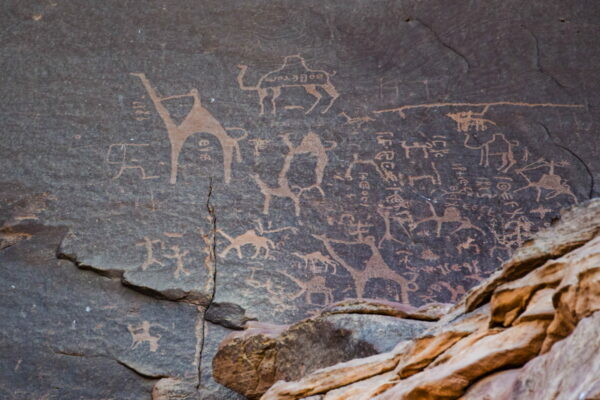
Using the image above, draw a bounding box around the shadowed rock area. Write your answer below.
[1,0,600,398]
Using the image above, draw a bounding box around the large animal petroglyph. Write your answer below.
[237,55,339,115]
[131,73,247,184]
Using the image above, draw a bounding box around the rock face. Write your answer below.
[212,199,600,399]
[2,1,600,398]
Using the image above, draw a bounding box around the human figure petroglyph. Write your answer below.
[106,143,159,180]
[313,234,418,304]
[131,73,247,184]
[163,245,192,279]
[374,101,584,118]
[127,321,165,352]
[237,54,339,115]
[446,111,496,132]
[376,206,413,248]
[463,132,518,173]
[136,237,165,270]
[514,159,577,202]
[339,112,374,128]
[292,251,338,274]
[254,132,335,216]
[411,201,484,238]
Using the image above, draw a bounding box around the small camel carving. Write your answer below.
[463,131,518,173]
[292,251,338,274]
[218,222,296,259]
[237,55,339,115]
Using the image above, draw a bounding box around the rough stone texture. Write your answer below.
[213,310,432,398]
[2,0,600,398]
[0,226,202,399]
[251,199,600,399]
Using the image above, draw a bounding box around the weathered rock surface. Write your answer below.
[213,305,433,398]
[3,1,600,398]
[212,199,600,399]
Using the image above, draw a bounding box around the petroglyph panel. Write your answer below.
[2,0,600,397]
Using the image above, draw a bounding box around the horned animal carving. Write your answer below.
[237,55,339,115]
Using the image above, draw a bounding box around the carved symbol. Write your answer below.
[514,159,576,202]
[131,73,247,184]
[163,245,192,279]
[127,321,164,352]
[411,201,484,237]
[237,55,339,115]
[463,132,518,173]
[456,237,481,255]
[345,153,397,183]
[106,143,159,180]
[254,132,336,216]
[408,161,441,186]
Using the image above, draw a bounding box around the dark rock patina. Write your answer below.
[1,0,600,398]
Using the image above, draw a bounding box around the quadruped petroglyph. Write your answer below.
[237,55,339,115]
[131,73,247,184]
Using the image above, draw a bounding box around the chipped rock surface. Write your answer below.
[240,199,600,399]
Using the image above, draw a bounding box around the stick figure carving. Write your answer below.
[131,73,247,184]
[236,55,339,115]
[313,234,418,304]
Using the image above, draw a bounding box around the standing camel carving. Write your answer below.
[463,131,518,173]
[313,234,418,304]
[131,73,247,184]
[237,55,339,115]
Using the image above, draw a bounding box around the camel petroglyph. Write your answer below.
[131,73,247,184]
[237,55,339,115]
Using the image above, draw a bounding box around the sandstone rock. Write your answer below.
[459,369,520,400]
[214,311,431,398]
[205,301,257,330]
[375,320,549,400]
[321,298,452,321]
[512,312,600,400]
